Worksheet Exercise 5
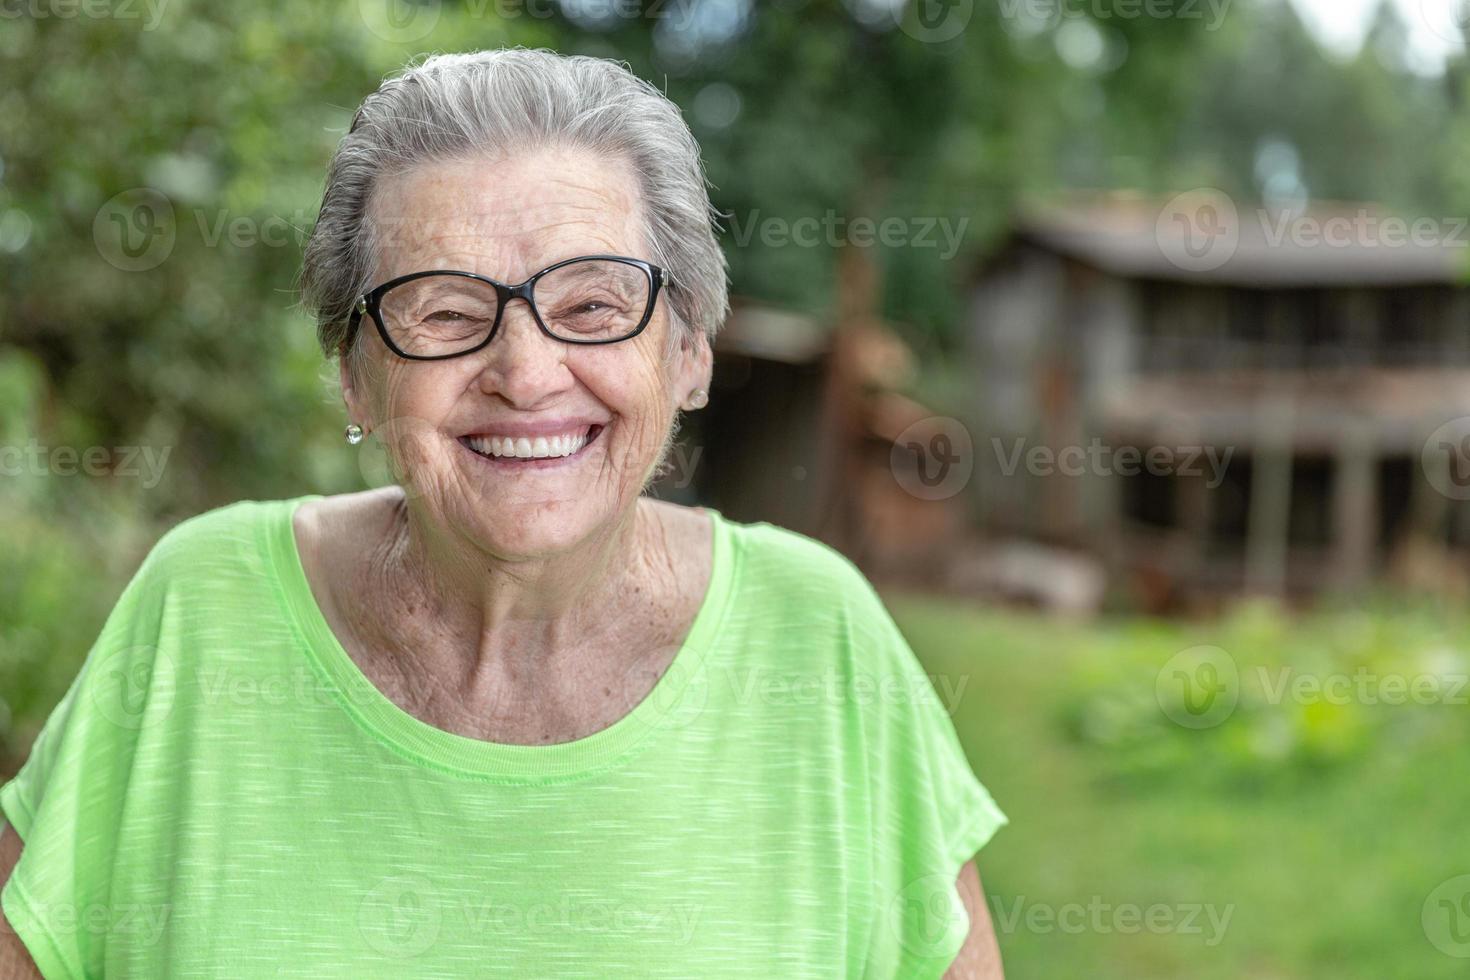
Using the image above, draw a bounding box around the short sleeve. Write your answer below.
[1,544,173,980]
[854,585,1008,979]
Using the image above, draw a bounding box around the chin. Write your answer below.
[462,498,611,560]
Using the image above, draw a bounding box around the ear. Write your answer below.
[673,330,713,408]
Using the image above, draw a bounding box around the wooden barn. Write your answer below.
[654,295,968,584]
[968,192,1470,605]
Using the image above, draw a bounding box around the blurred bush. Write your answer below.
[1062,598,1470,791]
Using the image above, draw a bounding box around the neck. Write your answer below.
[357,493,665,680]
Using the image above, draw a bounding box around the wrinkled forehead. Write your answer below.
[364,149,649,285]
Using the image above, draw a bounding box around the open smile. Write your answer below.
[457,424,605,468]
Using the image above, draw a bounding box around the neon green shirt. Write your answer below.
[1,496,1005,978]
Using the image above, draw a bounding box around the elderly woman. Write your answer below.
[0,48,1006,978]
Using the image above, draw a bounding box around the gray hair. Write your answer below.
[299,47,730,360]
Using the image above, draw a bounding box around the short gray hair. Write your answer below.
[300,47,730,359]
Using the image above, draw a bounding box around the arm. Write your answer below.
[0,820,43,979]
[943,860,1004,980]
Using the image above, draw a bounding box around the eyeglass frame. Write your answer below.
[346,253,669,361]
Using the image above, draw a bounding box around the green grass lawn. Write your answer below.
[891,595,1470,979]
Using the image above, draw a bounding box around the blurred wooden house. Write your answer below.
[653,297,966,583]
[969,192,1470,604]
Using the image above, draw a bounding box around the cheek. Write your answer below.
[371,362,469,424]
[362,365,477,495]
[578,345,674,440]
[380,417,442,487]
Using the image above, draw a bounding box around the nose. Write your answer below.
[473,297,575,407]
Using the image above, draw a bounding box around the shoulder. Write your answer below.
[127,495,315,605]
[152,496,281,551]
[290,486,401,546]
[717,514,864,590]
[146,496,296,567]
[720,513,881,604]
[714,512,905,656]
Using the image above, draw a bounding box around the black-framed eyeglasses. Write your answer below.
[347,254,667,361]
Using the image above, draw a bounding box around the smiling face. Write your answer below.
[343,145,711,560]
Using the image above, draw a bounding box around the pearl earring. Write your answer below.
[344,423,364,446]
[686,388,709,410]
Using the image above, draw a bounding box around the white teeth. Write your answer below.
[464,429,592,460]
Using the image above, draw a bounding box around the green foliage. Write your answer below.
[1060,598,1469,791]
[0,493,147,770]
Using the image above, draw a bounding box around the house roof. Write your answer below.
[717,298,829,364]
[714,298,915,376]
[1009,192,1470,288]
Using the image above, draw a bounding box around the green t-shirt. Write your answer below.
[1,496,1006,978]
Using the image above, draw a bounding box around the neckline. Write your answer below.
[262,494,734,784]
